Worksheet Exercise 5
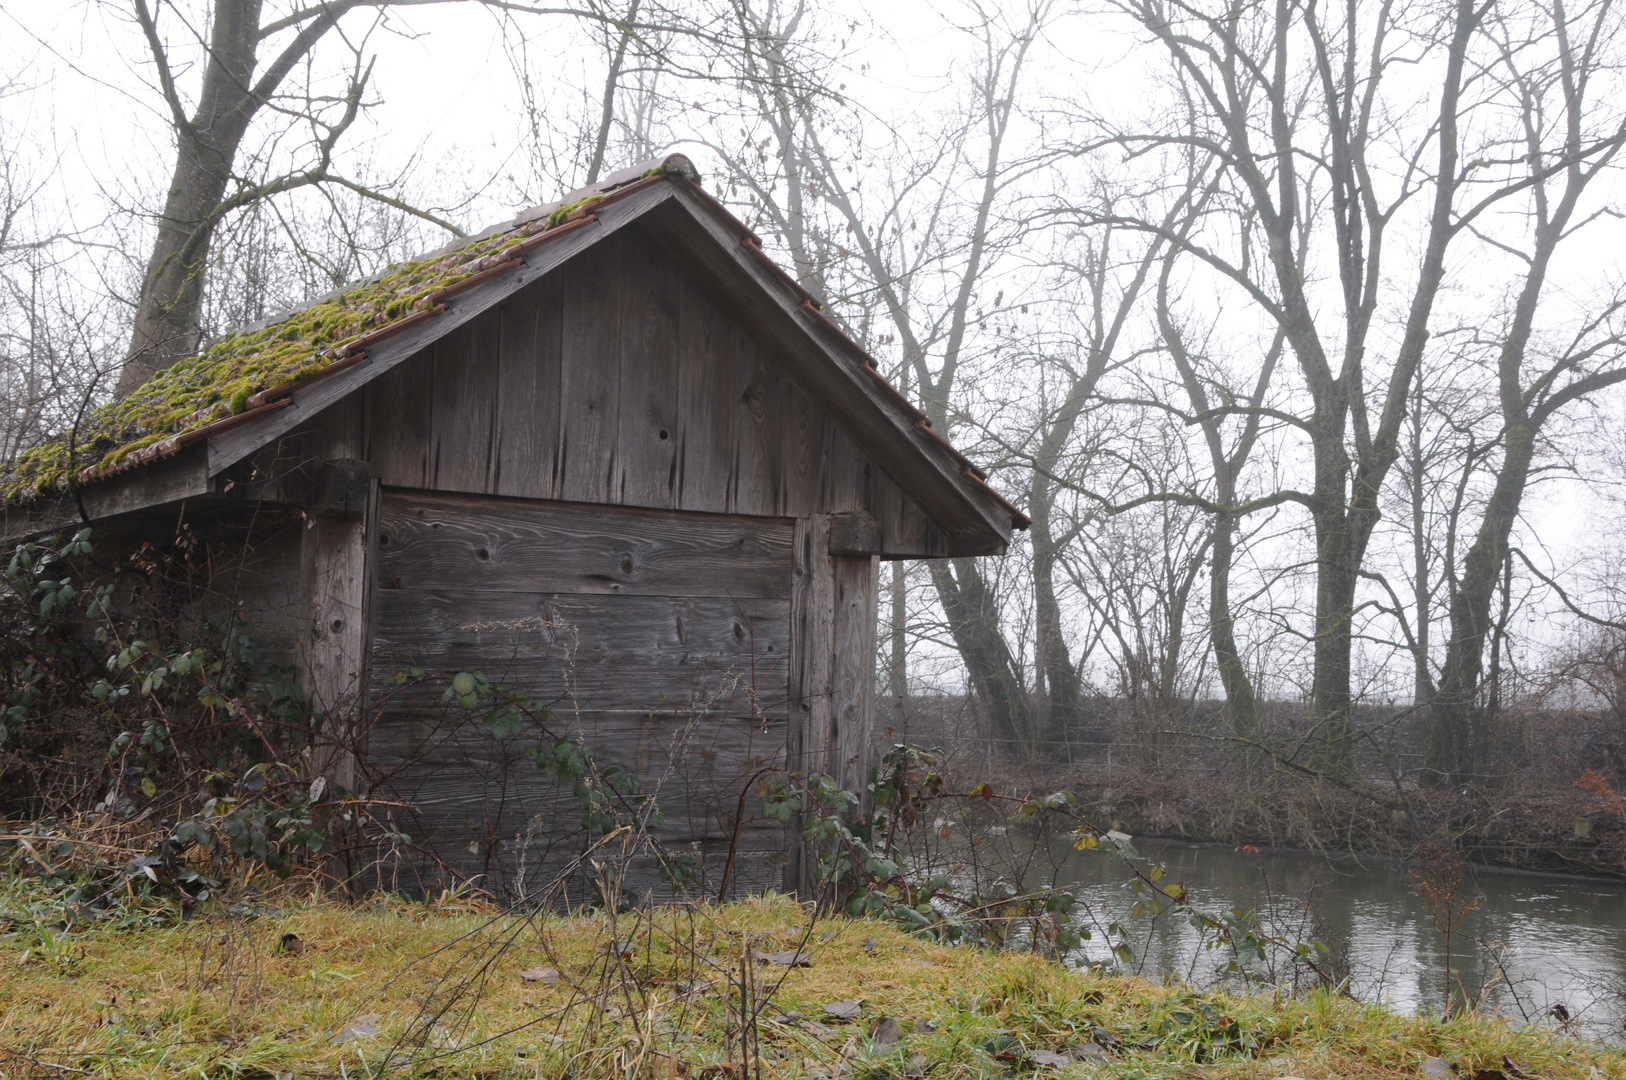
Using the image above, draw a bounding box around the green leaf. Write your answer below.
[484,706,523,739]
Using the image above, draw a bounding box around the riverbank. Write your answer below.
[2,885,1621,1079]
[974,758,1626,878]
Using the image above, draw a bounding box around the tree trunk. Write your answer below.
[1311,495,1360,769]
[929,559,1038,760]
[1030,476,1080,753]
[1209,507,1260,738]
[888,559,907,700]
[1429,420,1535,783]
[120,0,267,396]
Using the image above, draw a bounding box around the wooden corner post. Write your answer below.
[299,459,377,799]
[787,513,880,901]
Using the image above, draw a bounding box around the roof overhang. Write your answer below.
[7,166,1025,556]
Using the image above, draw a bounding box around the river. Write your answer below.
[1046,839,1625,1041]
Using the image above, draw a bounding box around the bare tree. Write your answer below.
[1092,0,1626,771]
[112,0,690,398]
[1427,0,1626,779]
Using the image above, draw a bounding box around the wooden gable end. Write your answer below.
[231,224,949,557]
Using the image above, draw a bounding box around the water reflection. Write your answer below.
[1051,840,1625,1041]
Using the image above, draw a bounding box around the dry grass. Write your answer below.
[0,886,1621,1080]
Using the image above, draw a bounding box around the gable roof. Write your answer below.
[4,153,1026,554]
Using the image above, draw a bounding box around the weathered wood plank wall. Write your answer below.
[366,489,794,898]
[229,225,947,557]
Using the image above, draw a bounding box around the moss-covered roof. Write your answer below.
[4,158,695,502]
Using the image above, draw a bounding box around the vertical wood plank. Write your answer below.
[356,477,382,765]
[831,553,879,805]
[366,351,433,488]
[781,374,825,518]
[787,514,835,897]
[615,231,681,507]
[430,315,500,493]
[731,329,781,515]
[823,425,867,513]
[560,241,623,503]
[494,276,563,500]
[675,277,736,511]
[301,510,370,795]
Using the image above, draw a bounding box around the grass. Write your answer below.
[0,883,1621,1080]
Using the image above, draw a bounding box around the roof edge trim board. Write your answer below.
[77,399,295,485]
[199,180,678,480]
[246,349,371,410]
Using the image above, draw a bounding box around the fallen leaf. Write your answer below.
[781,1010,803,1023]
[824,1000,863,1021]
[979,1034,1024,1061]
[869,1017,905,1049]
[520,966,558,985]
[328,1014,382,1046]
[1031,1049,1072,1068]
[752,948,811,967]
[910,1017,935,1034]
[821,929,838,942]
[905,1052,928,1077]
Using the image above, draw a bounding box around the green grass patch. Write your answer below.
[0,887,1619,1079]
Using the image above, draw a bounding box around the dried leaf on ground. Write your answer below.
[520,966,558,984]
[751,948,811,967]
[869,1017,904,1049]
[1031,1049,1072,1067]
[824,1000,863,1021]
[1423,1058,1459,1080]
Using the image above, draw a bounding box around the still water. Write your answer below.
[1051,841,1625,1040]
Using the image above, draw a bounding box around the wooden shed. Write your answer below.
[3,153,1025,898]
